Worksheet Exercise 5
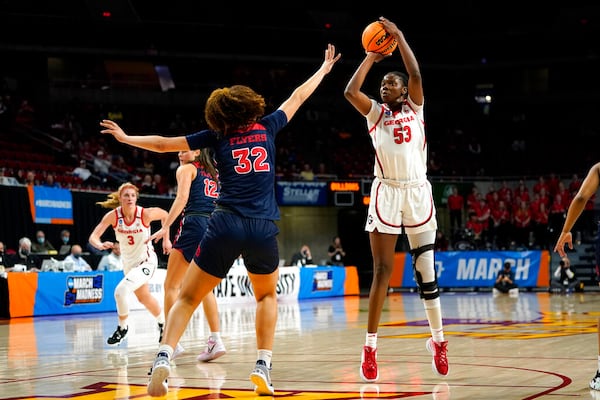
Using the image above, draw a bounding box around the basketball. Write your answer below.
[361,21,397,55]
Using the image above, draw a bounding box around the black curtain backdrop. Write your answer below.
[0,185,176,263]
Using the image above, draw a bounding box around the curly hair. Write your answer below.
[96,182,139,209]
[204,85,266,135]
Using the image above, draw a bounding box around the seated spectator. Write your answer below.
[63,244,92,272]
[0,241,11,269]
[97,241,123,271]
[493,262,518,296]
[58,229,73,256]
[42,173,60,188]
[31,230,56,254]
[92,149,111,182]
[24,170,37,186]
[290,244,314,266]
[109,154,134,184]
[72,159,96,184]
[7,237,40,271]
[152,173,169,195]
[299,163,315,181]
[550,257,584,294]
[139,173,158,195]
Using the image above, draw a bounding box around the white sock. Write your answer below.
[597,355,600,371]
[156,310,165,325]
[366,332,377,348]
[423,298,444,342]
[118,319,128,330]
[258,349,272,366]
[431,327,445,343]
[158,344,173,359]
[211,332,222,342]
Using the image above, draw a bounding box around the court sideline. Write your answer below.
[1,291,599,399]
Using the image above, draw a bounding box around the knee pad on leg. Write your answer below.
[411,244,438,300]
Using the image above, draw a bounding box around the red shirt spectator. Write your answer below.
[490,200,511,229]
[497,180,513,204]
[466,186,481,213]
[513,199,532,248]
[556,181,572,209]
[547,173,560,197]
[447,186,465,232]
[513,200,532,229]
[475,198,491,230]
[466,212,485,242]
[549,194,567,217]
[485,185,497,206]
[529,193,541,215]
[532,202,549,226]
[537,187,551,210]
[533,176,549,195]
[514,180,530,203]
[568,173,582,195]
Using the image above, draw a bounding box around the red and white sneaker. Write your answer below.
[426,338,449,376]
[360,345,379,382]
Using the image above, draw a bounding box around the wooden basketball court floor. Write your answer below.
[1,291,600,399]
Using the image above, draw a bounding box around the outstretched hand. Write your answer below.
[553,231,573,258]
[321,43,342,74]
[100,119,128,143]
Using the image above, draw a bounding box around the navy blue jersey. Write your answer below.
[184,162,219,215]
[173,162,219,261]
[185,109,287,220]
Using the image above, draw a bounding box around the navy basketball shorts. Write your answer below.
[172,214,210,262]
[193,210,280,279]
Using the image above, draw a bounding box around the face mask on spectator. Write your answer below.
[62,236,69,244]
[73,254,81,259]
[37,237,45,244]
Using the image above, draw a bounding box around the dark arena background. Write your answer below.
[0,2,599,287]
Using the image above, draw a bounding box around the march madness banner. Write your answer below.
[399,250,550,288]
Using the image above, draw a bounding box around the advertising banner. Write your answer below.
[400,250,550,288]
[212,265,300,304]
[30,272,119,316]
[298,266,347,299]
[275,181,328,206]
[27,185,74,224]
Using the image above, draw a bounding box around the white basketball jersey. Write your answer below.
[365,97,427,182]
[113,206,155,271]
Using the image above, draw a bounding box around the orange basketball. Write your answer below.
[361,21,397,55]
